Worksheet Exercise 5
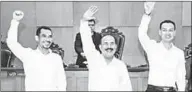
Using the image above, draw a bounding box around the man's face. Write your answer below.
[159,23,176,43]
[38,29,53,49]
[100,35,117,59]
[88,21,95,31]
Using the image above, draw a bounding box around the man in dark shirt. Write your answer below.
[74,19,101,68]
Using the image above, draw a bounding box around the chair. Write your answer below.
[1,41,13,67]
[101,26,125,60]
[50,42,67,68]
[50,42,64,59]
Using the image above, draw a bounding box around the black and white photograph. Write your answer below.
[0,1,191,91]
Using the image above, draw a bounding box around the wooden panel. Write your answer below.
[36,2,73,26]
[117,27,144,56]
[73,2,109,26]
[130,78,138,91]
[129,72,148,91]
[1,70,149,91]
[183,27,191,48]
[1,77,17,91]
[110,2,143,26]
[15,76,25,91]
[142,77,148,91]
[66,77,75,91]
[1,2,36,49]
[76,71,88,91]
[51,28,75,65]
[76,77,88,91]
[182,2,191,26]
[20,76,25,91]
[66,71,76,91]
[122,55,146,67]
[114,27,147,66]
[140,72,149,91]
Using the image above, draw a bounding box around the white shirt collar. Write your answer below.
[35,48,52,55]
[159,41,175,51]
[103,56,117,66]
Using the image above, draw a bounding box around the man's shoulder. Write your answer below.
[51,52,63,61]
[173,45,184,54]
[114,58,127,67]
[172,45,185,60]
[51,52,61,58]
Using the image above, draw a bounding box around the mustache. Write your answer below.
[105,48,114,51]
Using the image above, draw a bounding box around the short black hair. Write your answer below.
[160,20,176,30]
[88,19,96,24]
[36,26,52,36]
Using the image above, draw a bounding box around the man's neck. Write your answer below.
[37,46,50,55]
[162,41,173,50]
[104,56,114,65]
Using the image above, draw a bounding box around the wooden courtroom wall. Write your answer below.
[1,1,191,67]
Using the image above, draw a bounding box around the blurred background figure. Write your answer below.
[74,19,101,68]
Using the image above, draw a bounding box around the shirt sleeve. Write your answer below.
[138,14,157,53]
[119,63,133,91]
[176,51,186,91]
[79,19,102,68]
[6,19,32,63]
[56,55,67,91]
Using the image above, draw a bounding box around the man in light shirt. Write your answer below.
[138,2,186,91]
[6,10,66,91]
[79,6,132,91]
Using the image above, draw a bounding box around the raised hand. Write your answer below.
[13,10,24,21]
[144,2,155,15]
[83,6,98,20]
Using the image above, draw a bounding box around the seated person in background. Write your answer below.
[74,18,101,68]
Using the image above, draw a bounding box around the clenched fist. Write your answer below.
[13,10,24,21]
[144,2,155,15]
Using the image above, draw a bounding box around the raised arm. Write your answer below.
[138,2,156,52]
[6,10,32,63]
[79,6,102,68]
